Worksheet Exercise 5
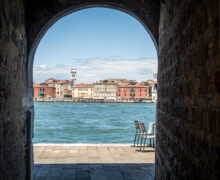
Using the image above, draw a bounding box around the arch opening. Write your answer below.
[30,4,158,180]
[28,4,159,88]
[33,7,158,143]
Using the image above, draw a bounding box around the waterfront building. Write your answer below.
[93,80,117,101]
[147,80,157,102]
[151,83,157,102]
[117,82,151,102]
[107,78,134,85]
[33,83,56,101]
[72,83,94,99]
[45,79,71,101]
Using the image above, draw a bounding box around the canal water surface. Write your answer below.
[33,102,156,143]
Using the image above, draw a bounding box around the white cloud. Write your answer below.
[33,58,158,83]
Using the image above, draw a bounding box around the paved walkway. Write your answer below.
[34,144,155,180]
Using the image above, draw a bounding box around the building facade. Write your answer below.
[45,79,71,101]
[93,80,117,101]
[72,83,93,99]
[117,83,151,102]
[33,83,56,101]
[147,80,157,102]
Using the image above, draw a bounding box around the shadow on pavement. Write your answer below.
[34,163,155,180]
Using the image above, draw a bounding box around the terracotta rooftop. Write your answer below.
[147,80,157,85]
[118,83,147,88]
[33,83,55,88]
[94,80,117,85]
[47,80,71,84]
[74,83,93,88]
[33,83,41,88]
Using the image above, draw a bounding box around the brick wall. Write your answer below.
[0,0,219,179]
[156,0,220,179]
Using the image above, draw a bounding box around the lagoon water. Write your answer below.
[33,102,156,144]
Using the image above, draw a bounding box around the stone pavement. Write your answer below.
[34,144,155,180]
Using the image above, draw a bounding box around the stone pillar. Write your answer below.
[156,0,219,179]
[0,0,33,179]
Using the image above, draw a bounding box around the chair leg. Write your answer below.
[140,135,144,151]
[134,133,137,147]
[143,138,147,152]
[137,134,141,147]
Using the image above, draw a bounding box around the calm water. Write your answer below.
[33,102,156,143]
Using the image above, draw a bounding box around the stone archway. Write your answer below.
[1,0,219,179]
[26,1,160,87]
[26,1,160,179]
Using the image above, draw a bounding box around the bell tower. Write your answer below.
[70,68,77,87]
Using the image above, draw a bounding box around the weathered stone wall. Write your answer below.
[0,0,33,179]
[26,0,160,56]
[0,1,160,179]
[0,0,219,179]
[156,0,220,179]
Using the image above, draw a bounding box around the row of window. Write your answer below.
[118,94,144,97]
[94,94,116,97]
[93,88,116,91]
[119,88,149,91]
[73,88,93,91]
[38,88,55,92]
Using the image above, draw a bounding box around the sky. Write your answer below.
[33,7,158,83]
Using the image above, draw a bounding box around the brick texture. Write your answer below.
[0,0,219,179]
[156,0,220,179]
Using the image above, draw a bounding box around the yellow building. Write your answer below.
[72,83,93,99]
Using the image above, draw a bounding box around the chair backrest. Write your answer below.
[134,120,140,129]
[140,123,146,133]
[147,123,154,134]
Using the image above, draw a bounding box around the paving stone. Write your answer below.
[47,167,62,178]
[75,169,91,180]
[104,169,125,180]
[34,145,155,179]
[60,169,76,180]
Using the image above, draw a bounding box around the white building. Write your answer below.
[69,68,77,89]
[151,83,157,102]
[72,83,93,99]
[93,80,117,101]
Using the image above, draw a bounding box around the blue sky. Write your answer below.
[34,7,157,83]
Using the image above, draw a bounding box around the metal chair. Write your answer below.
[134,120,143,147]
[139,123,155,151]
